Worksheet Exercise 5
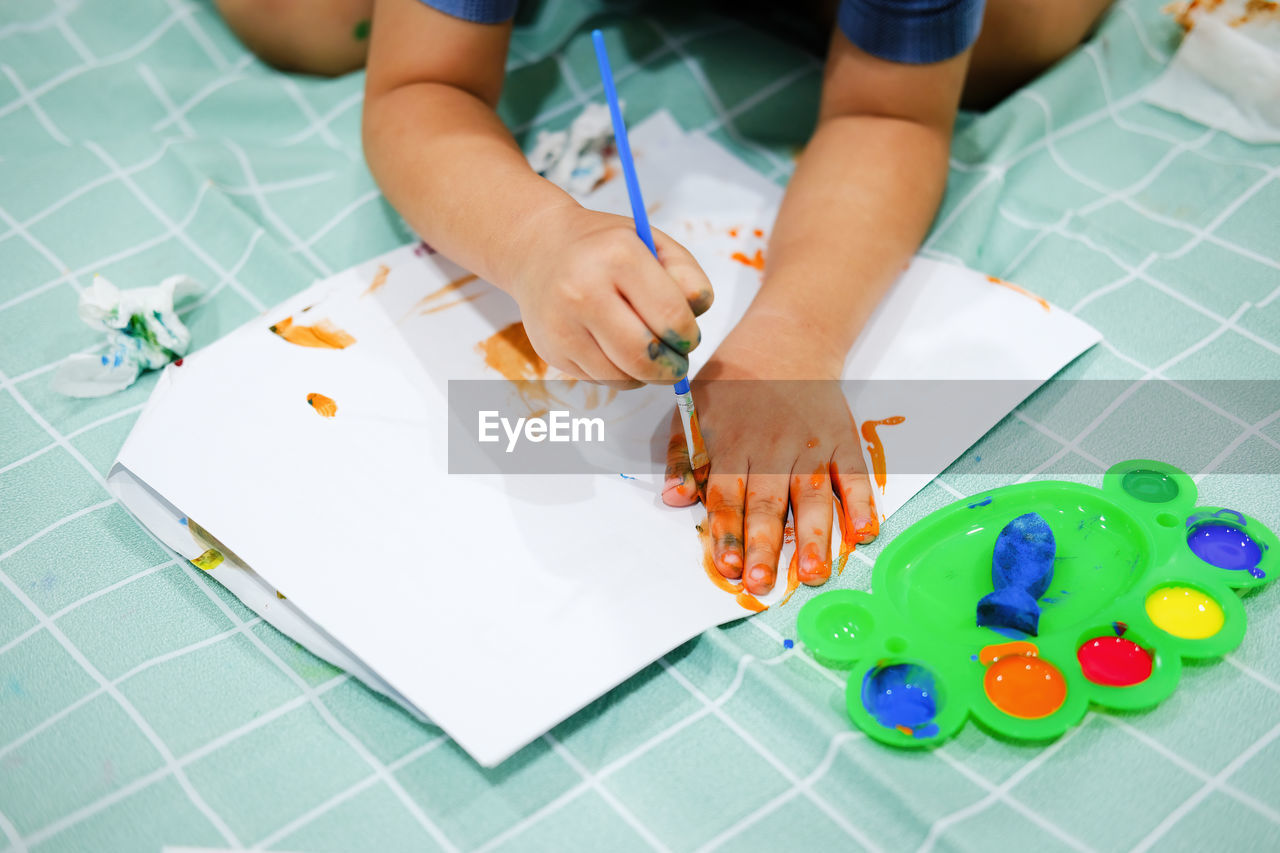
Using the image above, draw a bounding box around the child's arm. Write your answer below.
[664,30,971,595]
[363,0,713,385]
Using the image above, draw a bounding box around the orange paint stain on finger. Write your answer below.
[776,549,802,607]
[362,264,390,296]
[696,521,766,612]
[830,461,869,574]
[730,248,765,270]
[987,275,1050,312]
[860,416,905,495]
[269,316,356,349]
[306,393,338,418]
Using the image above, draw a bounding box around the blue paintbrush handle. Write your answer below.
[591,29,707,475]
[591,30,657,257]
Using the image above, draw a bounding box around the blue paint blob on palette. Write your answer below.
[796,459,1277,748]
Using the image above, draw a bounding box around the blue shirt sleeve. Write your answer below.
[419,0,518,24]
[838,0,986,64]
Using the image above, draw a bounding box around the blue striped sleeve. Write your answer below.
[419,0,518,24]
[838,0,986,64]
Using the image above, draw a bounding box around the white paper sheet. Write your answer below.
[109,112,1101,766]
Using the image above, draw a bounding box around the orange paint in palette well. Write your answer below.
[980,641,1067,719]
[306,393,338,418]
[987,275,1050,312]
[860,416,905,495]
[730,249,766,271]
[269,316,356,349]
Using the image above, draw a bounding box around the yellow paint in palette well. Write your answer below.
[1144,585,1224,639]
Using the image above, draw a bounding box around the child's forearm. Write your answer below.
[362,82,575,291]
[748,111,950,360]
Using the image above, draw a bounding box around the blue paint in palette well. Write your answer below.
[861,663,940,737]
[1188,521,1266,578]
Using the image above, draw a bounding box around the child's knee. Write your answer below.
[965,0,1115,108]
[215,0,370,77]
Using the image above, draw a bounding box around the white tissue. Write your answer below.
[527,101,621,194]
[1146,1,1280,144]
[53,274,201,397]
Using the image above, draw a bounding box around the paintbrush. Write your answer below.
[590,29,710,494]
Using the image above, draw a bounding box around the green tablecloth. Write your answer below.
[1,0,1278,850]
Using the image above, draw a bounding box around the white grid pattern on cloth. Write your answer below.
[0,1,1277,851]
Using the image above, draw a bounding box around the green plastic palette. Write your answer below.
[796,459,1276,747]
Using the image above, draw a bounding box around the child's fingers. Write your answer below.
[564,331,645,388]
[662,409,699,506]
[742,473,789,595]
[590,299,689,384]
[615,255,702,357]
[705,471,747,579]
[651,228,715,317]
[832,454,878,545]
[790,462,834,587]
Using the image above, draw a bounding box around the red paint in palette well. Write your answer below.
[1077,636,1152,687]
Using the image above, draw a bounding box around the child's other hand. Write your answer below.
[510,206,713,387]
[662,319,878,595]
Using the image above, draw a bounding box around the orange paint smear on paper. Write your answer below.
[860,416,905,495]
[476,321,570,412]
[362,264,390,296]
[419,292,487,315]
[478,321,547,381]
[477,322,620,414]
[596,162,619,188]
[409,273,480,317]
[728,226,740,238]
[306,393,338,418]
[269,316,356,349]
[730,249,766,271]
[753,228,764,238]
[987,275,1050,312]
[697,522,766,612]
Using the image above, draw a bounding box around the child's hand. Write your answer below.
[510,205,714,386]
[662,319,878,595]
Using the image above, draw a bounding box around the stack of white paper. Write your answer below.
[109,112,1100,766]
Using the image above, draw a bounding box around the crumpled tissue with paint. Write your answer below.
[52,273,201,398]
[527,101,621,194]
[1146,0,1280,144]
